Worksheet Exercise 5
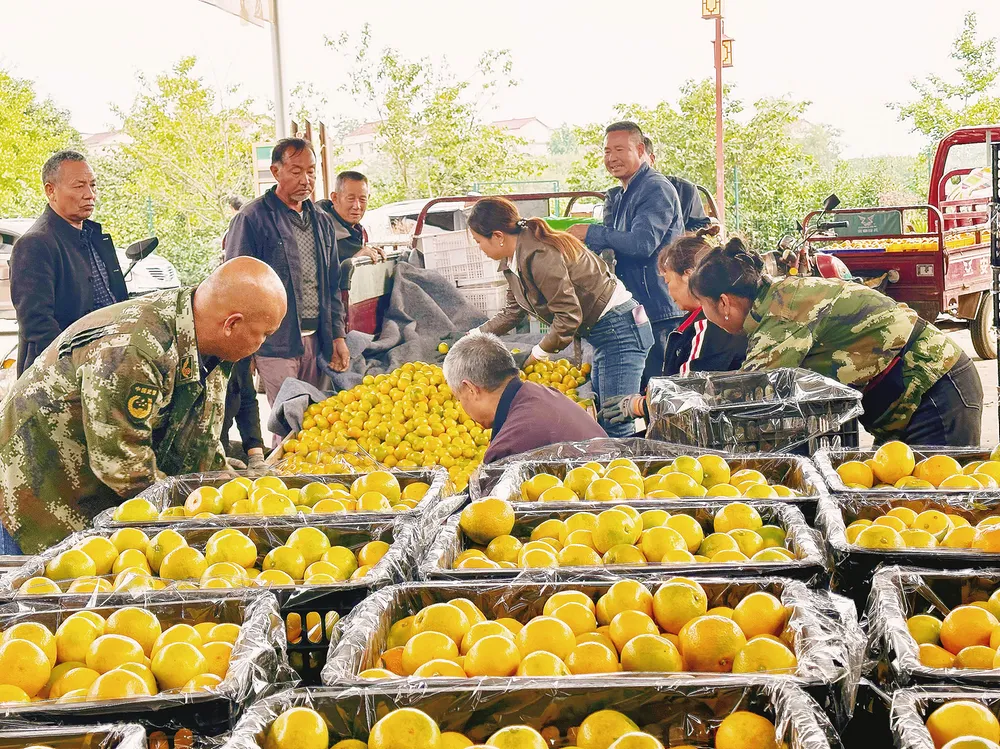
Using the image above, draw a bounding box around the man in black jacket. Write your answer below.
[225,138,350,405]
[10,151,128,375]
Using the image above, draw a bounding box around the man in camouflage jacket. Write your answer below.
[0,258,287,554]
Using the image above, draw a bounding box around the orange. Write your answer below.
[919,643,956,668]
[665,514,705,553]
[585,477,627,501]
[401,631,459,675]
[159,546,208,580]
[85,634,145,673]
[955,645,996,670]
[88,668,152,700]
[716,711,778,749]
[564,467,599,497]
[55,616,103,665]
[414,603,471,645]
[733,592,786,639]
[940,606,999,654]
[206,529,259,568]
[592,510,640,554]
[485,536,522,564]
[520,474,562,502]
[854,525,904,549]
[45,548,97,581]
[619,633,684,672]
[516,650,570,676]
[358,541,390,567]
[552,602,598,636]
[485,726,547,749]
[638,526,687,562]
[733,638,798,673]
[0,639,50,697]
[543,590,596,617]
[515,617,575,660]
[837,461,874,488]
[201,640,233,678]
[75,536,119,576]
[974,526,1000,552]
[609,610,659,653]
[679,615,747,672]
[601,581,654,622]
[652,582,707,634]
[50,666,101,699]
[266,706,329,749]
[576,710,640,749]
[463,635,520,676]
[145,529,187,573]
[151,641,208,690]
[412,659,466,678]
[908,614,943,646]
[915,455,963,487]
[566,641,619,674]
[369,707,441,749]
[460,622,513,655]
[926,701,1000,748]
[184,486,224,516]
[872,441,915,485]
[3,622,57,667]
[152,623,203,655]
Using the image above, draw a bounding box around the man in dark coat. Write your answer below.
[443,332,606,465]
[10,151,128,375]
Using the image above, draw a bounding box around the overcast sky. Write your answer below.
[2,0,997,159]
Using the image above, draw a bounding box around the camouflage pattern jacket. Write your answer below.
[742,276,962,440]
[0,288,230,553]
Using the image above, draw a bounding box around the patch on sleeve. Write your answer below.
[126,383,159,424]
[179,355,194,380]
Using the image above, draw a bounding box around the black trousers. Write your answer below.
[641,316,685,391]
[900,353,983,446]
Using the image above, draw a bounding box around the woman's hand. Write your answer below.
[599,394,648,424]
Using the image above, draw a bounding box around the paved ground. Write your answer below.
[1,321,996,451]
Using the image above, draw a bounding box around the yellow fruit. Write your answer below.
[652,582,708,634]
[2,622,56,668]
[655,472,705,498]
[914,456,963,487]
[679,615,747,672]
[402,631,459,675]
[460,498,515,544]
[973,526,1000,553]
[369,707,441,749]
[112,498,159,523]
[411,659,465,677]
[942,475,984,490]
[0,684,30,704]
[486,725,547,749]
[464,635,520,676]
[716,711,778,749]
[609,610,659,653]
[566,641,619,674]
[941,607,999,654]
[943,526,977,549]
[516,650,570,676]
[837,461,874,488]
[872,441,916,485]
[50,666,101,699]
[55,616,103,665]
[576,710,640,749]
[515,617,575,660]
[266,707,329,749]
[558,544,602,566]
[201,640,233,678]
[855,525,904,549]
[593,510,640,554]
[662,514,704,553]
[956,645,996,669]
[151,641,207,690]
[733,592,786,639]
[619,633,683,673]
[414,603,470,646]
[45,548,97,581]
[638,526,687,562]
[919,643,956,668]
[185,486,224,516]
[460,622,513,655]
[908,614,943,646]
[521,474,562,502]
[926,701,1000,748]
[0,639,50,697]
[544,590,596,617]
[714,503,763,534]
[698,455,731,486]
[582,477,625,502]
[145,529,187,573]
[729,529,765,557]
[262,546,307,580]
[88,668,152,700]
[157,546,207,581]
[565,467,599,497]
[901,529,938,548]
[85,633,145,673]
[72,536,118,576]
[733,637,798,673]
[602,580,654,622]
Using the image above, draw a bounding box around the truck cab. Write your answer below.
[806,125,997,359]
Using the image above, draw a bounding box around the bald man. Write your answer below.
[0,257,287,553]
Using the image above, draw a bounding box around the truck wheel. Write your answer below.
[971,292,997,360]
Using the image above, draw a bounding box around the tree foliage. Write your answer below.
[93,57,270,283]
[0,69,82,218]
[548,124,578,155]
[327,25,542,206]
[894,11,1000,141]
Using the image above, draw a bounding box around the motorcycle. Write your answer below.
[760,194,856,282]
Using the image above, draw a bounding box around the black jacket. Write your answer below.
[666,175,711,232]
[663,308,747,376]
[10,206,128,375]
[222,358,263,454]
[225,187,346,364]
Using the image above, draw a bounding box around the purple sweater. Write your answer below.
[483,379,607,464]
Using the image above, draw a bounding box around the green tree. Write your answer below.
[0,69,81,218]
[894,11,1000,141]
[93,57,269,283]
[328,25,541,205]
[548,124,578,155]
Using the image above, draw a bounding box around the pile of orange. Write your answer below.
[276,362,489,490]
[924,700,1000,748]
[113,472,429,522]
[520,358,592,403]
[454,498,796,569]
[264,704,778,749]
[909,591,1000,670]
[359,580,795,680]
[17,526,390,595]
[519,457,800,502]
[837,442,1000,491]
[0,607,240,705]
[845,507,1000,551]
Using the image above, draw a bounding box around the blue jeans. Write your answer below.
[0,522,22,555]
[586,300,654,437]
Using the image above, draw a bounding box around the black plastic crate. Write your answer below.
[647,368,862,456]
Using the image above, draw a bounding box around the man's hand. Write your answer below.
[247,449,266,473]
[226,457,247,471]
[599,394,647,425]
[330,337,351,372]
[356,246,385,263]
[511,350,532,369]
[567,224,590,242]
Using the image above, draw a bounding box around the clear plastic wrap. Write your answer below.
[0,516,423,685]
[867,566,1000,688]
[321,576,863,727]
[841,678,893,749]
[890,685,1000,749]
[815,492,1000,608]
[216,679,843,749]
[418,500,831,586]
[646,368,863,455]
[93,468,460,535]
[815,446,1000,495]
[482,444,829,516]
[0,589,292,735]
[0,723,147,749]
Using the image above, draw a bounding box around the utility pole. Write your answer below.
[270,0,287,138]
[702,0,734,227]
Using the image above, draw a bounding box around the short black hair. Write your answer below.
[227,195,245,212]
[642,136,655,158]
[42,150,88,185]
[605,121,644,146]
[335,170,369,192]
[271,138,315,165]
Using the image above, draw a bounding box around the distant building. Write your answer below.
[340,116,553,161]
[81,130,131,158]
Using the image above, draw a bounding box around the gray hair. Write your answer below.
[443,332,519,392]
[335,170,369,192]
[42,150,88,185]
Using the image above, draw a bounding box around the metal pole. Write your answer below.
[270,0,287,139]
[714,16,726,226]
[732,163,740,232]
